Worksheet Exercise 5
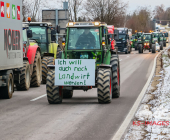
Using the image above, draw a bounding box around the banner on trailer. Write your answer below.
[55,59,95,86]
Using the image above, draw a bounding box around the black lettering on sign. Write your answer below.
[4,29,21,58]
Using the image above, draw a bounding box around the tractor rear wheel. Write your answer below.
[42,57,55,84]
[97,68,112,103]
[46,69,63,104]
[152,44,156,53]
[160,42,163,50]
[138,44,143,53]
[16,61,30,90]
[0,74,13,99]
[63,90,73,99]
[135,43,138,50]
[30,51,41,87]
[164,42,166,47]
[110,55,120,98]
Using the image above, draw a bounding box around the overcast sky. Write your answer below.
[123,0,170,13]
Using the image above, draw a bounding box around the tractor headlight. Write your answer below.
[147,43,149,45]
[144,43,146,45]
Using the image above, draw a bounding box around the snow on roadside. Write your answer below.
[125,49,170,140]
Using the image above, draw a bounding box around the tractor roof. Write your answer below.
[66,22,107,27]
[23,22,52,27]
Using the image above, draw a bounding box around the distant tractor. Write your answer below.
[46,22,120,104]
[24,20,60,84]
[152,32,163,50]
[138,33,157,53]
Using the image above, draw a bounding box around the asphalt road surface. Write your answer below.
[0,47,166,140]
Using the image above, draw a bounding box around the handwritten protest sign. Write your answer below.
[55,59,95,86]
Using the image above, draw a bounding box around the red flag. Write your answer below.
[17,6,20,20]
[0,1,4,17]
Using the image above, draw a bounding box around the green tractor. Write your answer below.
[46,22,120,104]
[136,32,143,50]
[152,32,163,50]
[24,21,61,84]
[138,33,157,53]
[130,35,138,50]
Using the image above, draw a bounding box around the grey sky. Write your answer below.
[124,0,170,13]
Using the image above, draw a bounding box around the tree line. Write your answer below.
[22,0,170,34]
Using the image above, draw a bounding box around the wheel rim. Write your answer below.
[117,68,120,86]
[26,67,30,87]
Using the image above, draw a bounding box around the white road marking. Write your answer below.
[112,51,162,140]
[119,59,122,62]
[30,94,46,101]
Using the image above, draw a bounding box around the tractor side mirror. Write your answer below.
[114,29,119,40]
[51,30,56,41]
[56,25,60,33]
[27,30,32,38]
[107,35,111,45]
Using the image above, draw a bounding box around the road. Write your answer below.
[0,48,164,140]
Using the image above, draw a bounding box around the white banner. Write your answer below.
[55,59,95,86]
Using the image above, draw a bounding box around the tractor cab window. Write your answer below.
[68,27,100,50]
[164,33,168,37]
[131,36,135,40]
[22,29,27,42]
[29,26,47,43]
[119,34,126,40]
[159,34,163,37]
[153,33,159,37]
[143,34,151,40]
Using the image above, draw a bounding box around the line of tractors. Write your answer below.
[130,31,168,53]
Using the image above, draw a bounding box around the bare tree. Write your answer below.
[126,7,152,33]
[84,0,128,26]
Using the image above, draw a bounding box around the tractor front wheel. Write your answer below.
[138,44,143,53]
[42,57,55,84]
[97,68,112,104]
[46,69,63,104]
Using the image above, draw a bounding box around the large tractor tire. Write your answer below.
[138,44,143,54]
[63,90,73,99]
[16,61,31,90]
[30,51,41,87]
[46,69,63,104]
[152,44,156,53]
[163,42,166,47]
[110,55,120,98]
[135,43,138,50]
[42,57,55,84]
[160,42,163,50]
[0,74,13,99]
[97,68,112,103]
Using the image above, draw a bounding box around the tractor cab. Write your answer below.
[23,22,60,58]
[143,33,152,49]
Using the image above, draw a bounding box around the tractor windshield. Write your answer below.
[29,26,47,55]
[143,34,151,40]
[153,33,159,37]
[68,27,100,50]
[164,33,168,37]
[29,26,47,43]
[159,34,163,37]
[119,34,126,40]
